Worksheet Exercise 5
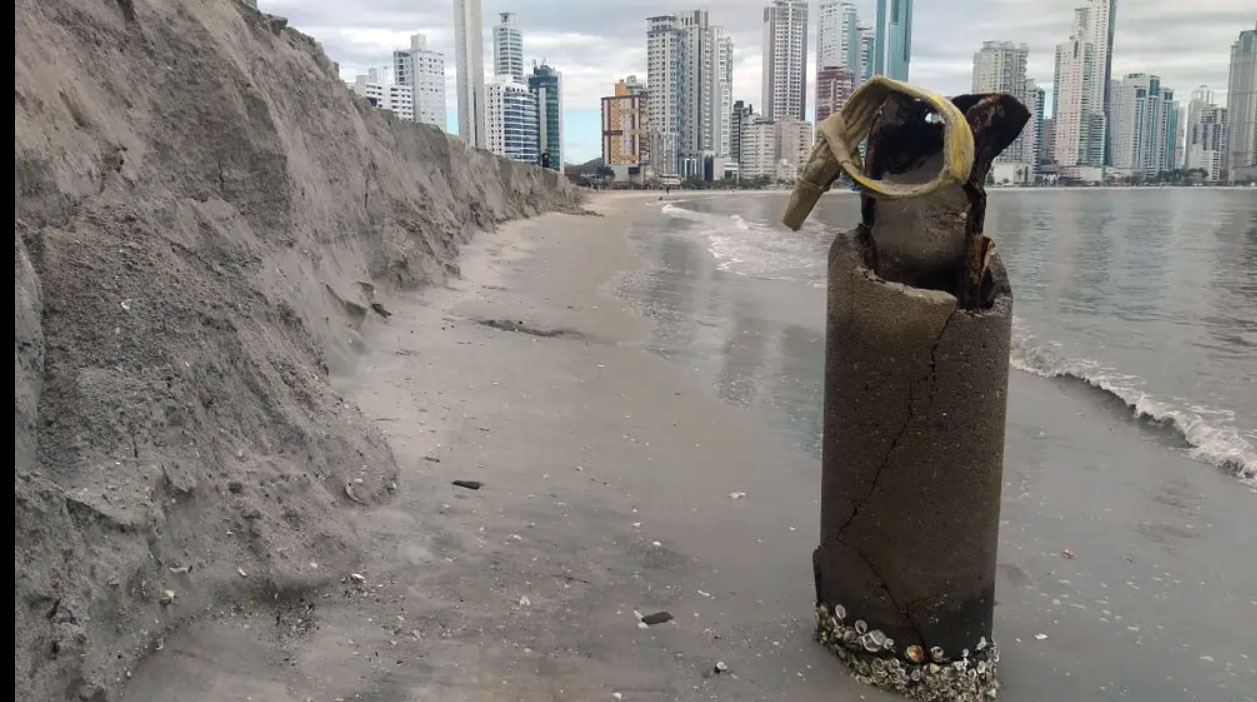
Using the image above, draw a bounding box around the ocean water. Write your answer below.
[623,190,1256,488]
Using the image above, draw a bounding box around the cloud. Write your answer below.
[266,0,1254,162]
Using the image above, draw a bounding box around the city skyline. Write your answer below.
[277,0,1249,163]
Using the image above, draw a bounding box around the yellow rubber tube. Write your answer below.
[782,77,976,230]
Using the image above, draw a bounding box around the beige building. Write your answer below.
[737,112,814,181]
[601,77,649,175]
[776,116,815,176]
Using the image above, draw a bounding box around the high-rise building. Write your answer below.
[971,42,1040,173]
[858,26,875,83]
[816,66,857,124]
[872,0,912,81]
[529,63,563,171]
[494,12,525,84]
[730,100,754,168]
[1183,85,1214,167]
[453,0,487,148]
[1162,87,1179,175]
[485,75,539,164]
[1185,86,1225,179]
[854,27,874,83]
[1041,118,1056,165]
[817,1,840,72]
[646,11,734,178]
[972,41,1027,95]
[1033,84,1046,167]
[762,1,809,122]
[646,15,681,177]
[1052,0,1115,169]
[972,42,1030,163]
[393,33,446,128]
[775,116,815,176]
[1109,73,1177,177]
[1186,106,1228,181]
[1173,105,1186,169]
[351,67,415,122]
[601,77,649,172]
[816,1,861,123]
[1225,26,1257,182]
[739,114,778,178]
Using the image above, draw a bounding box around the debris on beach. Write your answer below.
[350,573,365,584]
[344,484,366,504]
[452,480,483,490]
[713,661,729,674]
[1060,548,1075,559]
[1033,633,1048,640]
[518,595,531,607]
[640,611,674,626]
[159,590,176,606]
[728,491,747,499]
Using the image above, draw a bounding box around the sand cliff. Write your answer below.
[14,0,578,697]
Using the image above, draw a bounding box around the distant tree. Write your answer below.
[595,165,615,180]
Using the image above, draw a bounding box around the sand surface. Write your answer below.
[122,193,1256,701]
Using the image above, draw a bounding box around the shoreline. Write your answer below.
[120,193,1256,702]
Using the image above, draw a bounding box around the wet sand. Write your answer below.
[122,193,1255,701]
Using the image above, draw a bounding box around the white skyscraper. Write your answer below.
[1109,73,1177,177]
[739,114,778,178]
[646,11,734,178]
[816,0,843,71]
[1186,104,1227,182]
[493,12,524,84]
[972,41,1038,170]
[393,33,446,128]
[1225,26,1257,182]
[1052,0,1115,169]
[762,0,808,122]
[485,75,539,165]
[816,1,861,124]
[351,67,415,123]
[453,0,487,148]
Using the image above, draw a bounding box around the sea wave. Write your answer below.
[1011,321,1257,487]
[657,200,1256,488]
[661,202,828,285]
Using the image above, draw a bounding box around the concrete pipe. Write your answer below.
[812,231,1011,699]
[785,85,1029,700]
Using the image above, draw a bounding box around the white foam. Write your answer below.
[661,203,827,284]
[1011,319,1257,487]
[656,201,1256,489]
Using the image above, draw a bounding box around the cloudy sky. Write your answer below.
[266,0,1254,163]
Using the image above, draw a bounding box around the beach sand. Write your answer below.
[121,193,1255,701]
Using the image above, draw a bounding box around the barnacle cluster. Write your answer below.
[815,604,999,701]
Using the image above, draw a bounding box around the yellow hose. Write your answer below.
[782,77,976,230]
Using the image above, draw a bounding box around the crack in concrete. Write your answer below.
[925,307,957,414]
[836,382,914,538]
[840,535,930,647]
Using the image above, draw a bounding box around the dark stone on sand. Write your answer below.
[641,611,673,626]
[451,480,483,490]
[476,318,568,337]
[423,456,441,463]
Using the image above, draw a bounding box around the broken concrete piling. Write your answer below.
[783,78,1029,700]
